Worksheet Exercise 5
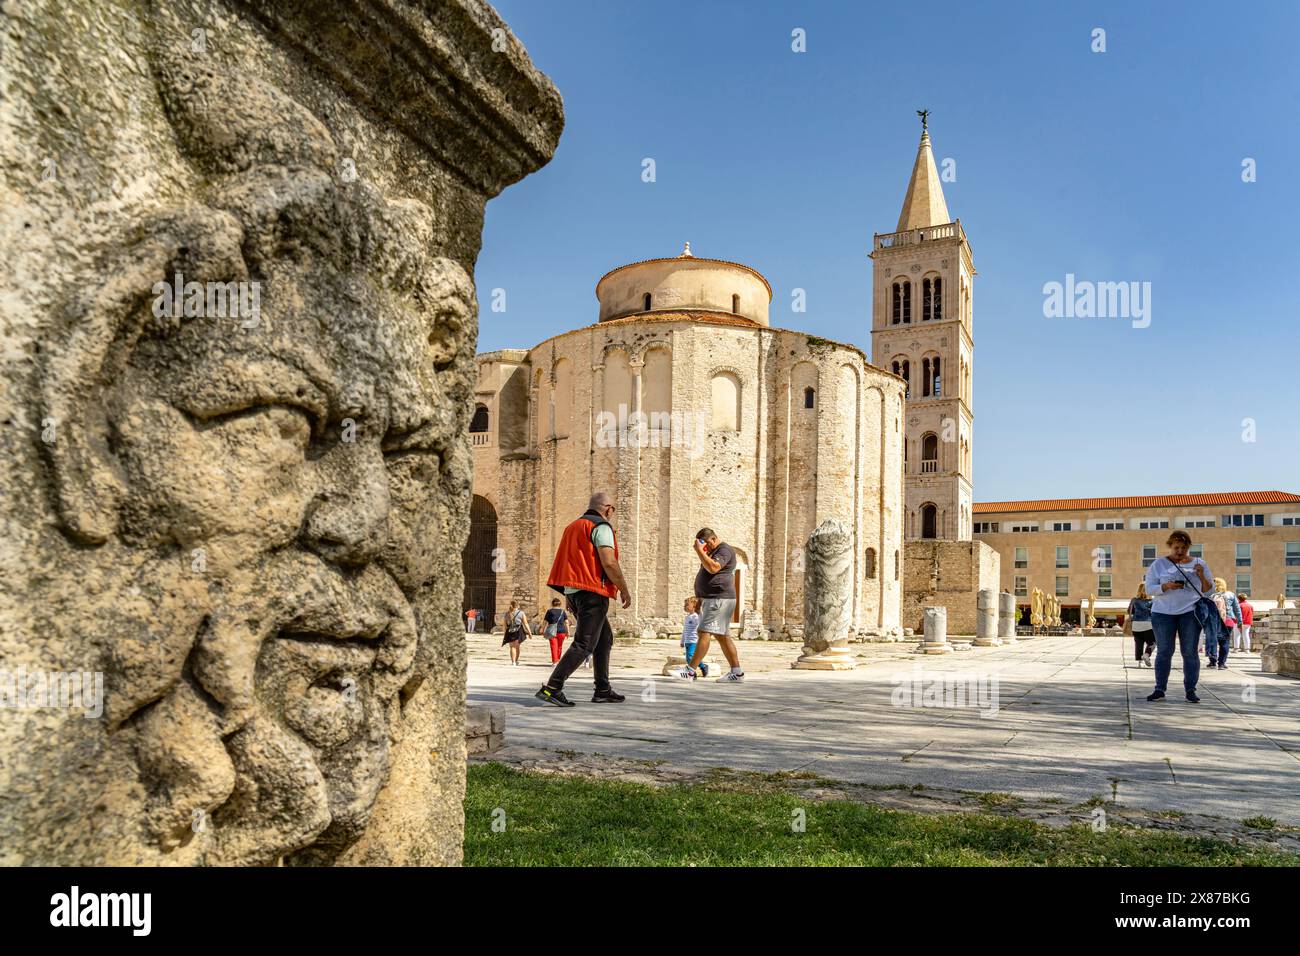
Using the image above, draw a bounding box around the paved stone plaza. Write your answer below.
[468,634,1300,826]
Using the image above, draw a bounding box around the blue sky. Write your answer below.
[477,0,1299,502]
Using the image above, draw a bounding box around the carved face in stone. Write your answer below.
[39,58,475,864]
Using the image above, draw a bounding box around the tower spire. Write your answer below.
[895,115,950,232]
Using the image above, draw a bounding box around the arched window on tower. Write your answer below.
[732,293,740,314]
[933,277,943,320]
[922,357,932,397]
[921,503,938,539]
[891,282,901,325]
[892,358,910,399]
[902,281,911,323]
[470,403,490,433]
[921,433,938,473]
[922,277,933,321]
[932,356,942,397]
[643,292,652,311]
[803,386,815,409]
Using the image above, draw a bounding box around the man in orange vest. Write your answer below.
[535,492,632,707]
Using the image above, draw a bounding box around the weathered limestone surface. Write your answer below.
[1261,642,1300,678]
[919,605,951,654]
[973,587,998,646]
[997,591,1016,643]
[0,0,560,865]
[793,519,856,670]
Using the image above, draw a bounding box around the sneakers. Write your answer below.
[698,662,709,677]
[1146,690,1165,701]
[719,669,745,682]
[1142,652,1153,667]
[534,686,575,707]
[674,666,697,680]
[1186,692,1201,703]
[591,688,625,703]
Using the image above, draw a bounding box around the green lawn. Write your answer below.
[465,763,1295,866]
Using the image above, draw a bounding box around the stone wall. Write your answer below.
[1260,608,1300,677]
[465,704,506,754]
[902,540,1002,635]
[0,0,560,865]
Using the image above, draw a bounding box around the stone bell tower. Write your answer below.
[870,114,975,541]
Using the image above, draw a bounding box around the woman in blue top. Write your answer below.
[1142,531,1213,703]
[1126,582,1155,667]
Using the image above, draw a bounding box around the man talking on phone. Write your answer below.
[535,492,632,707]
[677,528,745,682]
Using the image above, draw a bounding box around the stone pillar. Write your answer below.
[0,0,561,867]
[919,606,952,654]
[998,592,1016,643]
[793,519,857,670]
[974,588,999,646]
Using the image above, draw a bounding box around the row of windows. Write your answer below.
[1014,542,1300,569]
[1015,573,1300,599]
[890,277,946,324]
[978,514,1273,532]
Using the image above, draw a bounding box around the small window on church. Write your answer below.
[732,293,740,314]
[865,548,877,579]
[933,276,943,319]
[804,387,815,409]
[902,281,912,324]
[932,356,942,397]
[891,283,901,325]
[894,549,900,580]
[922,277,932,321]
[643,293,652,311]
[922,357,931,397]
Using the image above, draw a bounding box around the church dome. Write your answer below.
[594,243,772,326]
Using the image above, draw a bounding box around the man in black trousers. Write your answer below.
[535,491,632,707]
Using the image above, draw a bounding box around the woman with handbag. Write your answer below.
[1206,578,1241,669]
[542,597,572,664]
[1142,531,1214,703]
[1125,582,1155,667]
[501,600,530,667]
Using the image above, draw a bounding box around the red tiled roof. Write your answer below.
[973,491,1300,515]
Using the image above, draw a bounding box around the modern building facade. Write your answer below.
[973,491,1300,621]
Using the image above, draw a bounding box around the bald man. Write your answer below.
[536,492,632,706]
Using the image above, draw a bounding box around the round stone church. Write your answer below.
[467,244,906,640]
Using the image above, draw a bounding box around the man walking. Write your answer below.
[678,528,745,682]
[535,492,632,707]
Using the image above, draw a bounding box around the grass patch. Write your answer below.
[1242,816,1277,830]
[465,764,1294,867]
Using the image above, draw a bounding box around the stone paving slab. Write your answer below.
[467,633,1300,825]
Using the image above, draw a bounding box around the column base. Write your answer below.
[793,644,857,670]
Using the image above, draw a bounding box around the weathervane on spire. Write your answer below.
[917,108,930,132]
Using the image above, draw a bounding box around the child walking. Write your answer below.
[680,597,709,678]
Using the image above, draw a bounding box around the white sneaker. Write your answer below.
[719,669,745,682]
[674,667,696,680]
